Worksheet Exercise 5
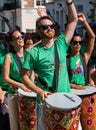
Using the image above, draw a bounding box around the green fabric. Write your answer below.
[0,40,10,89]
[70,55,85,86]
[23,33,70,102]
[8,53,24,94]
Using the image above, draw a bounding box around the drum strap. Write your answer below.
[38,77,55,92]
[13,53,22,74]
[54,43,59,91]
[38,43,59,92]
[12,50,26,75]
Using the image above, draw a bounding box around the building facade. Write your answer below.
[0,0,95,33]
[0,0,52,33]
[46,0,96,35]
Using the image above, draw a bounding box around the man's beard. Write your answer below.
[40,31,55,39]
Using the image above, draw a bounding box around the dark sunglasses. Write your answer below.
[14,35,24,40]
[38,24,56,30]
[72,40,82,45]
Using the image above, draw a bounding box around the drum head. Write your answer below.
[71,86,96,96]
[18,88,36,97]
[45,92,82,110]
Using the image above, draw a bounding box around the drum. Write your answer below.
[71,86,96,130]
[45,92,82,130]
[18,88,37,130]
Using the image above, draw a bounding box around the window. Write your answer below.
[36,0,46,6]
[76,5,83,12]
[26,29,36,33]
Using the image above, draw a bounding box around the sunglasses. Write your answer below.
[14,35,24,40]
[72,40,82,45]
[38,24,56,30]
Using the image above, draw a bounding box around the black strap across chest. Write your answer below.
[12,51,26,75]
[12,53,22,74]
[38,43,59,92]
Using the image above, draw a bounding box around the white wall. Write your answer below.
[0,0,95,33]
[21,8,40,32]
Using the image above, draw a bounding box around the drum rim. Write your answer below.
[45,102,81,111]
[71,86,96,96]
[18,88,37,97]
[45,92,82,110]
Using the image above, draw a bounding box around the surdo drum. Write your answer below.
[45,92,82,130]
[71,86,96,130]
[18,88,36,130]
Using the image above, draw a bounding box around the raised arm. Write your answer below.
[64,0,78,44]
[78,13,95,65]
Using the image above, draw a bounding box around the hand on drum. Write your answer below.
[20,84,32,92]
[39,90,52,103]
[71,84,86,90]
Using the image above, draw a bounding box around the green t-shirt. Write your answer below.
[70,55,85,86]
[8,53,24,94]
[23,34,70,102]
[0,40,9,89]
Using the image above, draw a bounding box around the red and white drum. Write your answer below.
[71,86,96,130]
[45,92,82,130]
[18,88,37,130]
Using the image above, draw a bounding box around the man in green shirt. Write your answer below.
[22,0,78,129]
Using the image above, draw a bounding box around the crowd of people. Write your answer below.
[0,0,96,130]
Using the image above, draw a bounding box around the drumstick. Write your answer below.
[64,94,75,102]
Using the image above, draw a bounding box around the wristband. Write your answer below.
[67,0,73,5]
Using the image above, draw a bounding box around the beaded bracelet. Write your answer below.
[67,0,73,5]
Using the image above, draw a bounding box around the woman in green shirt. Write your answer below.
[3,30,31,130]
[67,14,95,130]
[0,33,10,130]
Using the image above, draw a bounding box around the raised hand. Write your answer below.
[78,13,86,22]
[37,7,47,17]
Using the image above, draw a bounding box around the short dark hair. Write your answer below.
[36,16,54,30]
[71,32,82,42]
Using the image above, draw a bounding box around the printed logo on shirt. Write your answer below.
[71,59,84,75]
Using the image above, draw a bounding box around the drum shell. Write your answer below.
[71,86,96,130]
[45,93,82,130]
[80,93,96,130]
[18,91,36,130]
